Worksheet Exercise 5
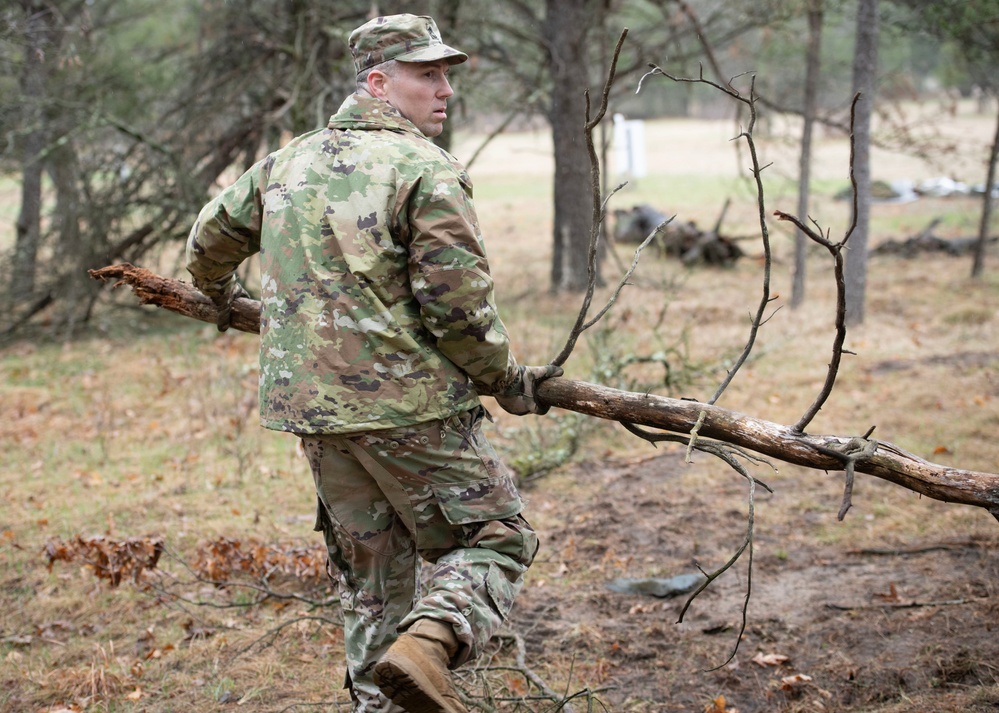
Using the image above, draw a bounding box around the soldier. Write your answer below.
[185,14,561,713]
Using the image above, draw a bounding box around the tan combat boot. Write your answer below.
[373,618,468,713]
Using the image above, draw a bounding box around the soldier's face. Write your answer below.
[377,60,454,137]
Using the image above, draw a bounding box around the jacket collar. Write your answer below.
[328,93,426,139]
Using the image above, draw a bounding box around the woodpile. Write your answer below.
[872,218,996,258]
[612,203,744,266]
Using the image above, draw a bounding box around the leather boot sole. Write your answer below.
[374,650,466,713]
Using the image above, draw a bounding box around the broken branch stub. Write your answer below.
[89,263,260,334]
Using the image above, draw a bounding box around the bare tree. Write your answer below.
[10,1,59,304]
[891,0,999,278]
[975,110,999,276]
[844,0,879,326]
[791,0,824,309]
[545,0,602,292]
[1,0,375,337]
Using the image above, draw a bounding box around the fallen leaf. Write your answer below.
[752,652,790,667]
[703,694,738,713]
[780,673,813,691]
[506,674,528,696]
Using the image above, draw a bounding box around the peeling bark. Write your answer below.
[90,264,260,334]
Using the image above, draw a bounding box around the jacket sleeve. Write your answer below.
[185,158,268,299]
[404,159,518,393]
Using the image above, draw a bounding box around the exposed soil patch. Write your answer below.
[512,451,999,712]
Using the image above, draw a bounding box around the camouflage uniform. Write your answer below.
[187,91,538,711]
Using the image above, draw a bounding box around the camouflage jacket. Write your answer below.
[187,94,516,434]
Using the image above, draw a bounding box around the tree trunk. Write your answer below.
[971,100,999,278]
[48,136,98,333]
[545,0,599,292]
[844,0,878,326]
[12,2,50,303]
[791,0,824,309]
[88,264,999,522]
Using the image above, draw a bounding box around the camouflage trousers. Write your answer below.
[300,407,539,713]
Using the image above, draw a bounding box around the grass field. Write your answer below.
[1,98,998,712]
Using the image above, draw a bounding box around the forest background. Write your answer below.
[2,1,998,712]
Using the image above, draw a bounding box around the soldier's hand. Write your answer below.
[210,279,250,332]
[493,364,563,416]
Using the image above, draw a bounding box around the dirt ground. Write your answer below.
[507,450,999,712]
[460,98,999,713]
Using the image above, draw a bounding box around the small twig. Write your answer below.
[639,66,774,405]
[547,687,614,712]
[681,469,758,671]
[827,597,989,612]
[153,546,336,608]
[464,87,543,171]
[234,615,342,658]
[621,415,784,671]
[495,631,576,713]
[675,0,735,94]
[275,699,351,712]
[685,410,707,463]
[580,217,672,334]
[620,422,775,494]
[846,540,987,556]
[712,197,731,236]
[708,82,774,406]
[812,435,879,520]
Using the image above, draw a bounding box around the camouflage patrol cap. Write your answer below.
[349,14,468,75]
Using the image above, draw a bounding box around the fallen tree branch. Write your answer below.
[538,377,999,519]
[826,597,990,612]
[91,263,261,334]
[88,264,999,523]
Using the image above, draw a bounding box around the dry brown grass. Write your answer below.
[2,99,998,712]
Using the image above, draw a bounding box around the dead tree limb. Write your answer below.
[536,377,999,520]
[90,263,261,334]
[88,264,999,523]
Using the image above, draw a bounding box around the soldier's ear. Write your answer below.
[367,68,391,100]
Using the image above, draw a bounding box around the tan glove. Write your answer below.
[493,364,563,416]
[209,277,250,332]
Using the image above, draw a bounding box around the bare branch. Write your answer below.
[638,67,775,406]
[774,93,864,433]
[492,632,577,713]
[675,0,735,93]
